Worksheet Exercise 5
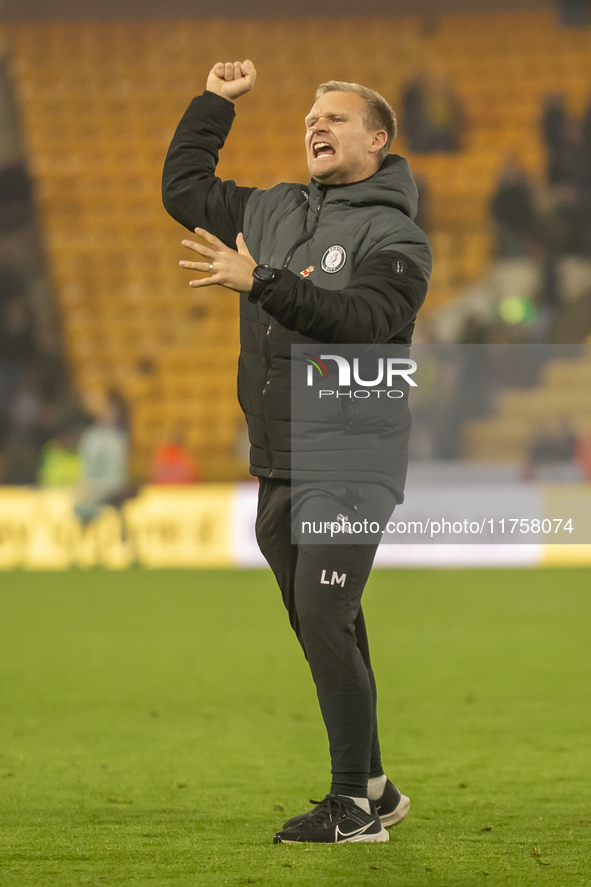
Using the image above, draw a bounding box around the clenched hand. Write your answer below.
[206,59,257,102]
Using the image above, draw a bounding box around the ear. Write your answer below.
[369,130,388,156]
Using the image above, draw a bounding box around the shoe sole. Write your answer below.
[275,827,389,844]
[380,793,410,828]
[343,826,389,843]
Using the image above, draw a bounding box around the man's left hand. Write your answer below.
[180,229,257,293]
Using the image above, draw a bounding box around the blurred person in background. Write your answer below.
[542,93,568,185]
[490,154,541,259]
[0,281,44,483]
[38,421,82,489]
[422,68,464,152]
[74,398,130,525]
[106,386,130,436]
[163,59,431,845]
[540,96,591,256]
[526,93,591,340]
[149,429,199,484]
[2,367,46,484]
[401,67,464,154]
[578,93,591,249]
[522,419,577,480]
[401,70,430,153]
[0,151,32,236]
[542,180,589,260]
[0,275,38,413]
[547,117,585,189]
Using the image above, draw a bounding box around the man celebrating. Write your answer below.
[162,59,431,844]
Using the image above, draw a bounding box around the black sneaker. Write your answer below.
[375,779,410,827]
[282,778,409,830]
[273,794,389,844]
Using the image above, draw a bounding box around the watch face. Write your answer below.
[255,265,275,281]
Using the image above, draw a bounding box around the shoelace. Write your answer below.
[304,794,356,825]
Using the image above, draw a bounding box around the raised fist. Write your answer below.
[206,60,257,101]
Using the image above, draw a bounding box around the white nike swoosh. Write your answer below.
[335,821,373,841]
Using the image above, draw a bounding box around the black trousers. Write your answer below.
[255,476,394,796]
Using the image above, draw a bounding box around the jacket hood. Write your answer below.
[309,154,419,221]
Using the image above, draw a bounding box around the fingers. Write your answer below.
[212,60,256,82]
[178,260,211,272]
[188,275,219,289]
[194,226,224,246]
[181,238,214,259]
[178,228,254,292]
[221,61,244,81]
[241,59,257,85]
[178,250,218,286]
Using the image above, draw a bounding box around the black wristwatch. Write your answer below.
[252,264,279,284]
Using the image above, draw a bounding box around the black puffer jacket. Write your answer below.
[162,91,432,483]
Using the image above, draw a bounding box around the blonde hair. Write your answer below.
[315,80,397,163]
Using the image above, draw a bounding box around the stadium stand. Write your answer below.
[4,12,591,478]
[464,351,591,462]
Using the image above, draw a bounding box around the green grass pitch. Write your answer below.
[0,567,590,887]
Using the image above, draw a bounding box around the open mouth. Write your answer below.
[313,142,336,158]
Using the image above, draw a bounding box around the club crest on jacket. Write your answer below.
[321,245,347,274]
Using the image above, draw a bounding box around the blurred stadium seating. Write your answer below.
[4,12,591,478]
[464,351,591,461]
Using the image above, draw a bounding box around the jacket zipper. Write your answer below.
[261,190,325,477]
